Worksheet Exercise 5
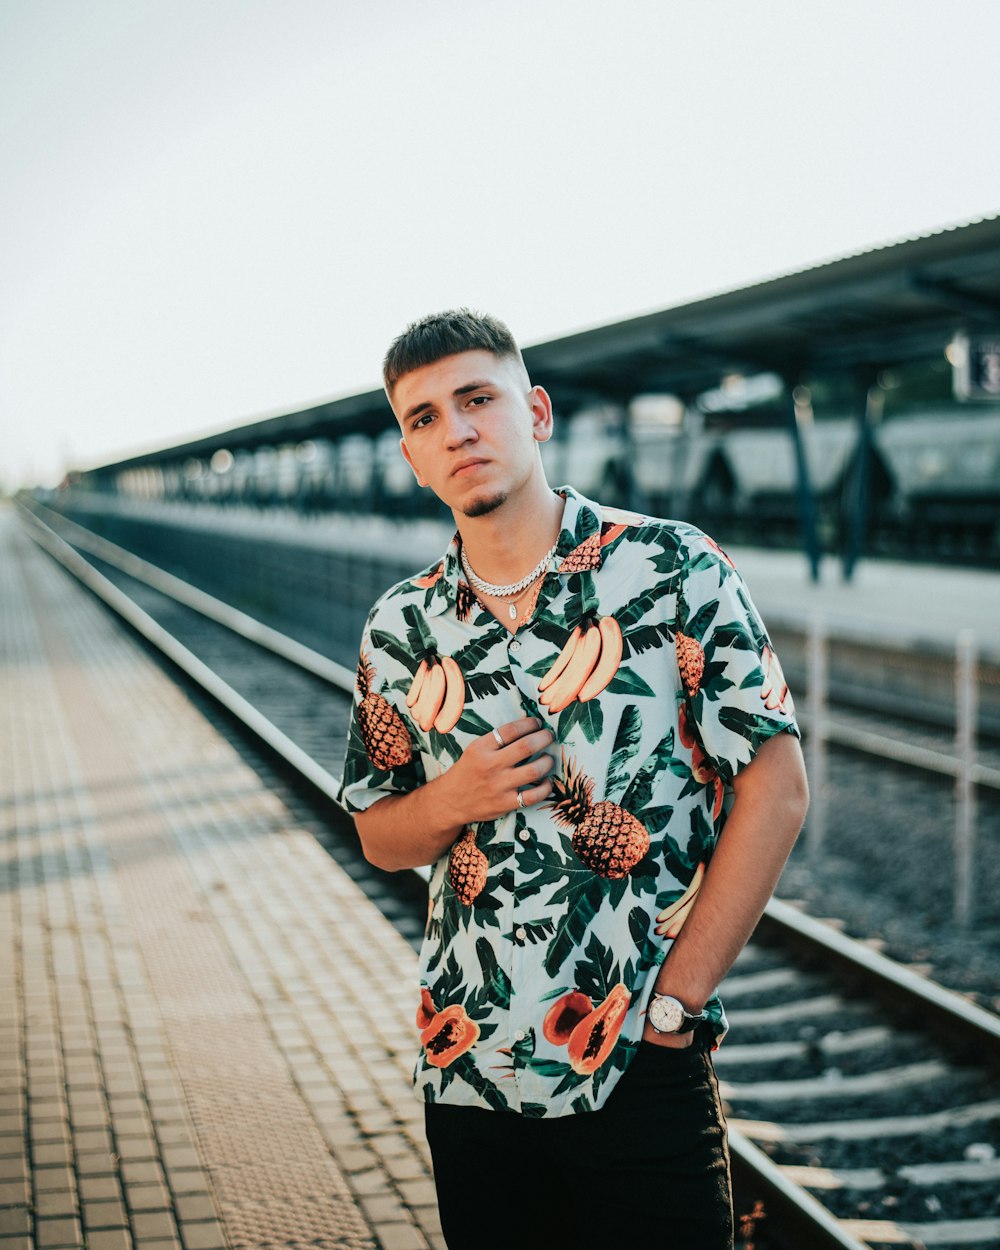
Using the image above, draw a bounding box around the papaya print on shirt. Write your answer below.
[340,486,799,1118]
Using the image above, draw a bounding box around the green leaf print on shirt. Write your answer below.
[605,705,643,800]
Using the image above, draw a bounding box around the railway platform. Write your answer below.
[0,509,443,1250]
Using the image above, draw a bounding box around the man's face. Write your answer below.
[391,350,553,518]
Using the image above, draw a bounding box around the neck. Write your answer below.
[455,478,565,585]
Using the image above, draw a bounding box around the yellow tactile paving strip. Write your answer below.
[0,508,442,1250]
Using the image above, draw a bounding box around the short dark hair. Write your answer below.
[383,308,524,395]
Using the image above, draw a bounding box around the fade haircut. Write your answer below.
[383,309,525,396]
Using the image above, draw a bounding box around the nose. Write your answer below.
[442,406,478,450]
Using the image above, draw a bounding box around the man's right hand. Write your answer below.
[354,717,556,872]
[437,717,556,827]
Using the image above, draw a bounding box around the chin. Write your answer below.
[461,490,508,519]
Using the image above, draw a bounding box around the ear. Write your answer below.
[528,385,555,444]
[399,436,428,487]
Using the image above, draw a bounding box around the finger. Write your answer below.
[515,753,555,783]
[507,728,556,763]
[514,779,555,809]
[496,716,545,744]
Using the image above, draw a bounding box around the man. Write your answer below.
[340,310,808,1249]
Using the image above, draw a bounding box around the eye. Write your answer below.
[468,394,491,408]
[412,412,434,429]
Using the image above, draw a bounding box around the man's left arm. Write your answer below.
[643,731,809,1046]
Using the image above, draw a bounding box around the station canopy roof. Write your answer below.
[99,214,1000,473]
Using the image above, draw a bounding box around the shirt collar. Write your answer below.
[425,485,606,617]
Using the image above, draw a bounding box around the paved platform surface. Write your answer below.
[1,509,443,1250]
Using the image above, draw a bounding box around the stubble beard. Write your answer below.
[461,491,508,519]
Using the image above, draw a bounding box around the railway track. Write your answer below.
[18,501,1000,1250]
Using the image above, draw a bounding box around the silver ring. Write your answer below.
[493,728,505,748]
[516,792,525,809]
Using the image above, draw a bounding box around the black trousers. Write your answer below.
[424,1036,734,1250]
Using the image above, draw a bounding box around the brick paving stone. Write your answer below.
[158,1147,200,1170]
[82,1199,129,1229]
[71,1107,111,1130]
[115,1133,159,1160]
[367,1133,414,1159]
[160,1170,209,1197]
[0,1179,29,1205]
[412,1205,444,1237]
[152,1124,192,1146]
[33,1166,76,1193]
[26,1083,64,1102]
[85,1230,134,1250]
[382,1153,428,1183]
[76,1150,118,1176]
[359,1194,408,1226]
[34,1216,83,1248]
[0,1157,27,1182]
[131,1212,179,1241]
[350,1169,389,1195]
[339,1146,381,1175]
[125,1181,172,1210]
[376,1224,430,1250]
[107,1097,147,1116]
[0,1238,31,1250]
[397,1180,438,1209]
[71,1128,114,1153]
[34,1190,80,1218]
[78,1175,123,1202]
[173,1195,217,1224]
[32,1142,73,1167]
[23,1100,64,1123]
[121,1162,166,1187]
[0,1209,31,1236]
[176,1221,227,1250]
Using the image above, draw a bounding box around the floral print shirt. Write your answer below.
[340,486,798,1118]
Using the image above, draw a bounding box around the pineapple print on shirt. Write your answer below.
[340,486,799,1119]
[356,650,412,769]
[547,754,650,879]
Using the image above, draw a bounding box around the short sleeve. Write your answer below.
[675,531,799,783]
[339,617,426,814]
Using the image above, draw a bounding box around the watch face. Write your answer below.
[649,995,684,1033]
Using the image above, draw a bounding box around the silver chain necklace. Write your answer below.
[460,543,557,619]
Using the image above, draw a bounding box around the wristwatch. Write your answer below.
[647,992,707,1035]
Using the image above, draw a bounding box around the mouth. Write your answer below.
[452,458,489,477]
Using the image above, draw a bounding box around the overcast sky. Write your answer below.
[2,0,998,487]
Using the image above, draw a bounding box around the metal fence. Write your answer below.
[785,620,999,927]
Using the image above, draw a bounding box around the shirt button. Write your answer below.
[518,829,530,842]
[515,926,527,941]
[510,640,521,652]
[514,1029,526,1041]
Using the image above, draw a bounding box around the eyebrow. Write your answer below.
[403,380,495,425]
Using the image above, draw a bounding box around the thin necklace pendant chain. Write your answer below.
[460,544,553,623]
[504,574,545,621]
[460,542,557,598]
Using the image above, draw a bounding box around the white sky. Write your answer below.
[2,0,999,488]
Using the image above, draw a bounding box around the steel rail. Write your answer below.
[760,898,1000,1062]
[18,507,347,809]
[22,499,357,693]
[23,505,1000,1250]
[728,1133,871,1250]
